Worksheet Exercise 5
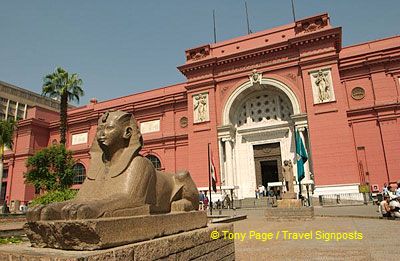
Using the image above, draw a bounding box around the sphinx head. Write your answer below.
[96,111,143,157]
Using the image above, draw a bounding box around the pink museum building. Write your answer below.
[2,13,400,204]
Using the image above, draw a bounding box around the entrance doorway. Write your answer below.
[260,160,279,186]
[253,143,282,192]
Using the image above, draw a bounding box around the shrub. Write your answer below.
[30,189,78,206]
[24,144,76,192]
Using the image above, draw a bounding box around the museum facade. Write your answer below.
[3,13,400,205]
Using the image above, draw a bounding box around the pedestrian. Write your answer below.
[255,187,259,199]
[396,180,400,197]
[389,195,400,218]
[379,195,391,218]
[203,196,209,210]
[258,184,266,197]
[224,194,231,209]
[388,185,395,195]
[382,183,389,196]
[198,191,205,210]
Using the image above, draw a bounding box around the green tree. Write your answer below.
[24,144,76,193]
[0,119,15,202]
[42,67,84,145]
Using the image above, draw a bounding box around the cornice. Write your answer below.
[143,134,189,146]
[347,103,399,118]
[179,27,341,78]
[18,118,50,129]
[185,79,216,92]
[339,46,400,72]
[288,27,341,51]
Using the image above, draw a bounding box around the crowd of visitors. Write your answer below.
[379,180,400,219]
[198,191,232,210]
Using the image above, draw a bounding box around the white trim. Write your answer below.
[313,183,361,195]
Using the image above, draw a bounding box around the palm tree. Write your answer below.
[0,119,15,203]
[42,67,84,145]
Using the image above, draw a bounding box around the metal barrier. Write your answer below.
[316,193,366,206]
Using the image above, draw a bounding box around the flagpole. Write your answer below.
[291,0,296,22]
[213,10,217,44]
[295,128,302,199]
[208,143,213,215]
[244,1,251,34]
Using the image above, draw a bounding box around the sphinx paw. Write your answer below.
[171,199,195,212]
[26,205,45,222]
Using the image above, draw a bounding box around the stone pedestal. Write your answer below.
[0,223,235,261]
[265,207,314,220]
[277,199,302,208]
[281,192,297,199]
[24,211,207,250]
[266,197,314,220]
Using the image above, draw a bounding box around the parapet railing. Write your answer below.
[315,193,369,206]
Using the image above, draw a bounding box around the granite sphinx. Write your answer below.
[27,110,199,221]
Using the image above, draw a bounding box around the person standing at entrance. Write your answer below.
[258,184,266,197]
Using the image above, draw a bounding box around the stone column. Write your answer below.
[218,138,226,186]
[224,138,234,187]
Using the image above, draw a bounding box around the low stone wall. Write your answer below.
[0,223,235,261]
[0,213,26,223]
[265,207,314,220]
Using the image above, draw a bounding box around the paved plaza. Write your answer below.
[1,205,399,260]
[234,215,399,261]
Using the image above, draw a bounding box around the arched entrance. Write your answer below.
[218,77,309,199]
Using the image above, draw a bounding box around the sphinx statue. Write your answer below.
[27,110,199,221]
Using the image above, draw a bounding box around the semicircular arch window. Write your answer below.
[146,155,162,170]
[73,163,86,185]
[235,91,293,127]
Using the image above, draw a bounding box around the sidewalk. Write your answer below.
[313,205,380,218]
[208,204,381,219]
[0,205,382,236]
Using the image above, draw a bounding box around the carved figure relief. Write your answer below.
[310,69,335,104]
[193,93,209,123]
[249,69,262,85]
[185,45,210,61]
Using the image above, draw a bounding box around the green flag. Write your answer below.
[295,130,308,182]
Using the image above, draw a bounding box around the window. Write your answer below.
[72,163,86,184]
[146,155,162,170]
[2,168,8,179]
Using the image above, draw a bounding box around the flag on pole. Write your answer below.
[209,146,217,193]
[295,130,308,182]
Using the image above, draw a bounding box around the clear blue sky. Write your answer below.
[1,1,399,105]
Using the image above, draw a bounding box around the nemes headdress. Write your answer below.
[87,110,143,180]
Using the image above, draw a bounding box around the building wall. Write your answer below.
[3,13,400,203]
[0,81,61,120]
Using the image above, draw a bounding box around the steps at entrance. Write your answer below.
[233,197,273,209]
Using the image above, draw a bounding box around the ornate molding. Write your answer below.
[295,14,329,34]
[249,69,262,85]
[185,45,210,62]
